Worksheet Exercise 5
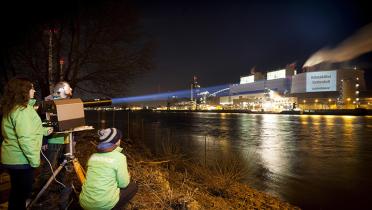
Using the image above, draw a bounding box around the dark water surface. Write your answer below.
[86,111,372,209]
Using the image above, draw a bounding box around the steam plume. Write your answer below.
[303,23,372,68]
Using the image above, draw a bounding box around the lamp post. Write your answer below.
[328,99,332,109]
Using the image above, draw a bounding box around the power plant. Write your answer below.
[218,67,370,112]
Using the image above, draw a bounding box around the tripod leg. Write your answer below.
[27,161,66,209]
[73,159,86,184]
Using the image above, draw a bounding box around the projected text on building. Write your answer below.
[306,70,337,92]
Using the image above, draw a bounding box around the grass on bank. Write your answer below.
[74,131,300,210]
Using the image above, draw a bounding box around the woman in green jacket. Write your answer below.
[0,77,52,210]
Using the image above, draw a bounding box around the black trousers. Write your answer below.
[8,168,34,210]
[112,181,138,210]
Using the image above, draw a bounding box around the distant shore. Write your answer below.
[153,108,371,116]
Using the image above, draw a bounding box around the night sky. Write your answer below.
[1,0,372,96]
[130,0,372,96]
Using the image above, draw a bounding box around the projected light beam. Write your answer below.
[111,84,230,104]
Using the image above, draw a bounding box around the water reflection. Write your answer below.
[86,111,372,209]
[258,115,286,175]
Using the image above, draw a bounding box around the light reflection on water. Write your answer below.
[258,114,288,187]
[183,113,371,209]
[86,111,372,209]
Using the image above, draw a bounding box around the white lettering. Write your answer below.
[306,71,337,92]
[90,156,115,164]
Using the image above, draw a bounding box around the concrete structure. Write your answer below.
[220,68,371,111]
[220,68,296,111]
[291,69,367,109]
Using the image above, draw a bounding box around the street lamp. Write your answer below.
[328,98,332,109]
[355,82,360,108]
[347,98,351,109]
[303,100,306,110]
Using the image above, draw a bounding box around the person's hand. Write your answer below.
[42,144,48,151]
[47,127,53,135]
[42,136,49,150]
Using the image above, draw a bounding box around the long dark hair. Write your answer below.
[1,78,33,117]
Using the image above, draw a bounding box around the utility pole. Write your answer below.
[48,29,54,94]
[59,58,64,81]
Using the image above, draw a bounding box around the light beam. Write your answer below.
[111,84,230,104]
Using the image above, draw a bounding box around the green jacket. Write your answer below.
[79,147,130,210]
[48,133,68,144]
[1,99,49,168]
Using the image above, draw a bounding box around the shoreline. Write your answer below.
[1,119,303,209]
[152,108,371,116]
[75,132,301,209]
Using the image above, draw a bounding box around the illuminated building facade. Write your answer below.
[220,68,296,111]
[291,69,369,109]
[220,68,371,111]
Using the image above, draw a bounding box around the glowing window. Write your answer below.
[267,69,286,80]
[240,75,254,84]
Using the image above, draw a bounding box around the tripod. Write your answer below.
[27,126,93,209]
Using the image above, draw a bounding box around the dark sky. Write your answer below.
[129,0,372,95]
[1,0,371,96]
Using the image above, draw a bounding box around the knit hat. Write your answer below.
[97,128,122,144]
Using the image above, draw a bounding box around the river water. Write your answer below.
[86,111,372,209]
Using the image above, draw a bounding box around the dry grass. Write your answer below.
[122,135,198,209]
[122,137,300,210]
[185,156,249,199]
[128,163,199,210]
[1,128,301,210]
[0,130,300,210]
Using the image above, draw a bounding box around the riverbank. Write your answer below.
[0,130,300,210]
[75,131,300,209]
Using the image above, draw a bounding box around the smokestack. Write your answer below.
[250,66,256,75]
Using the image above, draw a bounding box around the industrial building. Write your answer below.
[220,67,372,111]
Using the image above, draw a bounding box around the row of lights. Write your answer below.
[355,77,360,108]
[302,98,357,103]
[302,99,334,103]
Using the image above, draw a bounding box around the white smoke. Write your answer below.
[303,23,372,68]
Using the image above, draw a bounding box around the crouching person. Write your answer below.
[79,128,138,210]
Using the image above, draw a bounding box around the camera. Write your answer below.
[43,98,86,132]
